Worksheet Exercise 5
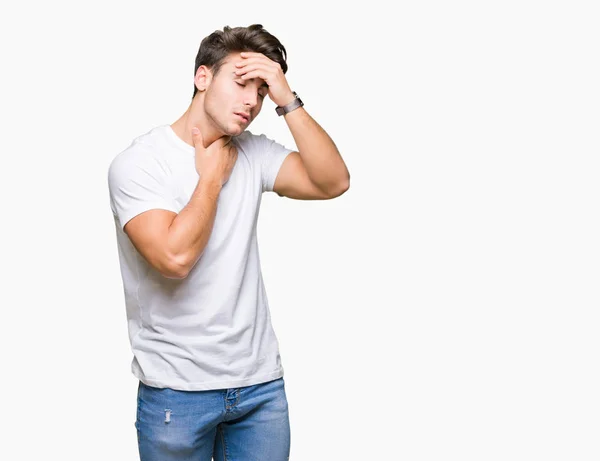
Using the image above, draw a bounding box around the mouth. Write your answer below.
[234,112,250,123]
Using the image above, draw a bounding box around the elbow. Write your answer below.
[339,176,350,195]
[327,176,350,198]
[162,267,189,280]
[161,254,192,279]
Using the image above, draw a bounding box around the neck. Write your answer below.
[170,94,230,148]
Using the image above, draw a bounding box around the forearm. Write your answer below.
[166,176,222,277]
[283,106,350,193]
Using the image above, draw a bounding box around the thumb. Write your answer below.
[191,127,203,146]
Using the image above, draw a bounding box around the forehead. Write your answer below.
[223,51,244,66]
[222,52,268,88]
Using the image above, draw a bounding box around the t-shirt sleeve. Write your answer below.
[107,148,179,230]
[256,133,294,193]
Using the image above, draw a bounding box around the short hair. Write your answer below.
[192,24,288,100]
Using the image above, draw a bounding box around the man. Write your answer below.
[108,24,349,460]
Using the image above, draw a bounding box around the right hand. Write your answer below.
[191,127,238,186]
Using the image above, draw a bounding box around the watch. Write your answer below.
[275,92,304,116]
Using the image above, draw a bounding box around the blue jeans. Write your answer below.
[135,377,290,461]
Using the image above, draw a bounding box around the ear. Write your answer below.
[194,65,212,92]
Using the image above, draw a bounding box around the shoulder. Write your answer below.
[108,141,150,175]
[108,131,167,185]
[233,130,276,152]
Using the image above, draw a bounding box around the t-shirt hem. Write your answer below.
[118,203,179,230]
[133,367,285,391]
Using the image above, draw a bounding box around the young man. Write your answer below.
[108,24,349,460]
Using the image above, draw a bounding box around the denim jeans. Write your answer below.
[135,377,290,461]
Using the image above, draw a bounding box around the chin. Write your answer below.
[228,124,247,136]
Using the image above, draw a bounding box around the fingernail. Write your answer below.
[192,127,199,134]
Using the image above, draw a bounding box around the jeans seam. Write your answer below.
[135,382,142,431]
[219,424,229,461]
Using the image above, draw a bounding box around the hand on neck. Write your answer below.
[171,95,230,149]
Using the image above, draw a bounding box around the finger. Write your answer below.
[239,67,272,81]
[240,70,271,81]
[235,57,273,68]
[235,63,273,78]
[240,51,265,59]
[191,126,203,146]
[235,63,269,76]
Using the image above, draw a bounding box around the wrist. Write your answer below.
[275,91,304,117]
[277,92,296,107]
[199,174,223,192]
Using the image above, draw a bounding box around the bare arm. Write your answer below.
[277,106,349,197]
[124,176,222,279]
[123,128,237,279]
[231,51,349,199]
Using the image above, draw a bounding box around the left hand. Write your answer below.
[234,52,296,107]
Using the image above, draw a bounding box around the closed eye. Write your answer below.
[236,81,266,99]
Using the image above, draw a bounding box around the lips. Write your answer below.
[234,112,250,123]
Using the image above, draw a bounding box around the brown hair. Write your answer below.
[192,24,288,100]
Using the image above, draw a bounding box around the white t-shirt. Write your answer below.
[107,124,293,391]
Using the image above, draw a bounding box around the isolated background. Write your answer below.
[1,0,598,459]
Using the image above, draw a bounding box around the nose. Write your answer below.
[243,89,259,109]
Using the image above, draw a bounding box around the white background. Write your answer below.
[1,0,598,459]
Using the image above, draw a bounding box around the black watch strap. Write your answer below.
[275,92,304,116]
